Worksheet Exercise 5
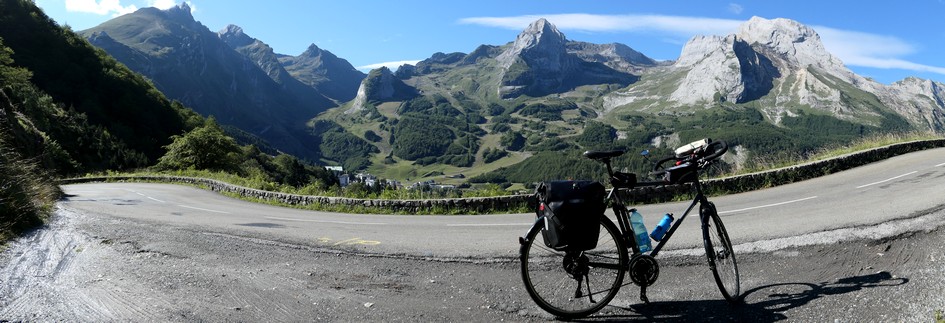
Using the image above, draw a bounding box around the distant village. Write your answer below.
[324,166,458,191]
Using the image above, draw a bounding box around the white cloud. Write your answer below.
[816,27,913,58]
[458,14,741,37]
[460,13,945,77]
[148,0,177,9]
[728,3,744,15]
[148,0,197,12]
[358,60,423,72]
[816,26,945,75]
[65,0,137,16]
[63,0,196,16]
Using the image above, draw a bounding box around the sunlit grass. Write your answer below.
[0,146,60,242]
[722,132,943,177]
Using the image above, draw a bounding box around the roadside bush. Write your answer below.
[155,117,241,173]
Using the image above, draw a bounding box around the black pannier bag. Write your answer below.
[537,180,606,251]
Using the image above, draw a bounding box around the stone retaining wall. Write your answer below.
[61,139,945,213]
[59,175,532,214]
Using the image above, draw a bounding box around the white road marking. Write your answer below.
[855,171,918,189]
[718,196,819,215]
[446,223,533,227]
[265,216,386,225]
[178,205,230,214]
[125,189,165,203]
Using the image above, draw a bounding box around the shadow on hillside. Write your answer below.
[571,271,908,322]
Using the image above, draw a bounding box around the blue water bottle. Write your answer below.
[650,213,674,242]
[630,210,652,253]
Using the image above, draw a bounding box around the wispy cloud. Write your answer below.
[358,60,423,71]
[816,26,945,75]
[460,13,945,77]
[64,0,195,16]
[459,14,740,37]
[149,0,197,12]
[65,0,137,17]
[728,3,744,15]
[148,0,177,9]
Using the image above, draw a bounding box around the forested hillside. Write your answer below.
[0,0,338,241]
[0,0,203,173]
[0,0,206,239]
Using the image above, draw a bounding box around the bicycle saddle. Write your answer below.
[583,150,625,160]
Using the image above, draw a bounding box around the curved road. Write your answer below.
[60,147,945,259]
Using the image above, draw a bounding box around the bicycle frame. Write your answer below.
[519,141,738,317]
[609,177,710,257]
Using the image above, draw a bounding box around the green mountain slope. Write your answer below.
[0,0,211,239]
[58,7,943,185]
[313,18,941,184]
[80,4,333,160]
[0,0,201,173]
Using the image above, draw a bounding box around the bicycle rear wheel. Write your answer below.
[520,216,627,319]
[701,202,740,302]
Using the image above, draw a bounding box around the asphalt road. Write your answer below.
[1,147,943,321]
[56,147,945,259]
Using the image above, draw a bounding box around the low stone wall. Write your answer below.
[60,139,944,213]
[621,139,945,203]
[59,175,532,214]
[703,139,945,193]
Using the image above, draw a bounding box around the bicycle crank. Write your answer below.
[628,255,659,304]
[628,254,660,287]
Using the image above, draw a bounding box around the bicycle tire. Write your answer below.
[520,216,627,319]
[701,202,740,302]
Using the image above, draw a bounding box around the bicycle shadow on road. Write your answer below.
[579,271,909,322]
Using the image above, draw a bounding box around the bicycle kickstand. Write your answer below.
[639,286,649,304]
[575,274,597,303]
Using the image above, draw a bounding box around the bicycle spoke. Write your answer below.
[520,217,627,318]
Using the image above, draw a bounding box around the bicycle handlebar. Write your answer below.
[702,140,728,163]
[652,139,728,173]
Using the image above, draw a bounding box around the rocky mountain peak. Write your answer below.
[737,17,823,66]
[278,43,365,102]
[669,16,865,105]
[494,18,637,98]
[86,30,113,43]
[165,3,194,22]
[497,18,567,68]
[737,17,815,44]
[301,43,323,57]
[567,42,658,74]
[893,77,945,104]
[217,24,254,47]
[349,67,418,114]
[524,18,564,40]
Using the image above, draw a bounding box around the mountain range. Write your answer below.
[80,3,366,161]
[79,4,945,182]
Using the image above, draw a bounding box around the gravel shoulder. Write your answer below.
[1,204,944,322]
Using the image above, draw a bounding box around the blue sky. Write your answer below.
[35,0,945,85]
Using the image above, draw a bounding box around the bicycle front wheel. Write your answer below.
[701,202,740,302]
[520,216,627,319]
